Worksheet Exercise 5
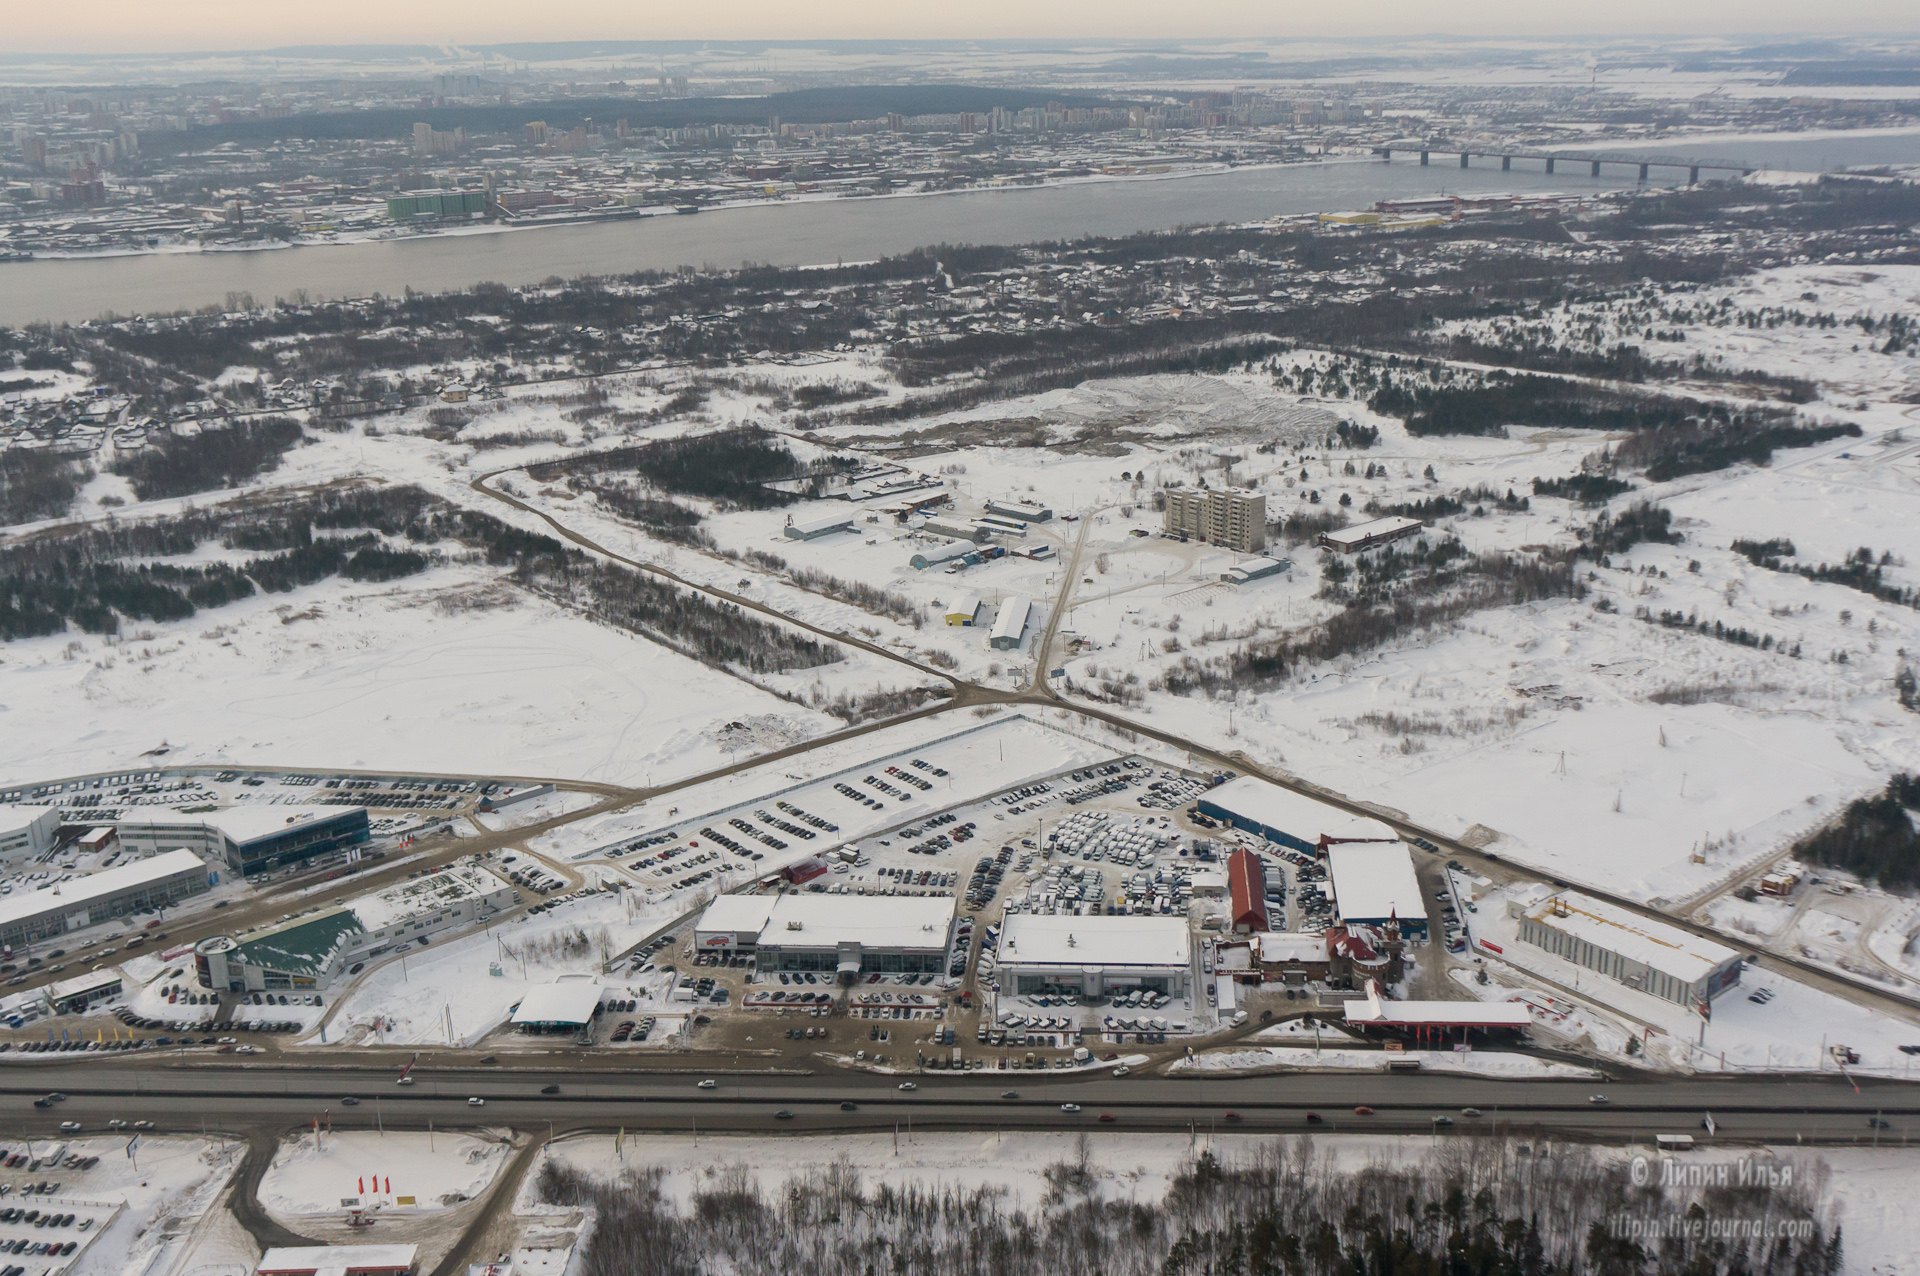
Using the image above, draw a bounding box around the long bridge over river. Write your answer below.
[1372,144,1755,184]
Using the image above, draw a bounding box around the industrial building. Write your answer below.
[1220,556,1290,585]
[1163,488,1266,553]
[920,517,994,543]
[1318,516,1424,555]
[989,595,1032,650]
[1326,843,1428,940]
[945,594,983,626]
[783,512,855,541]
[985,498,1052,522]
[1342,982,1532,1043]
[693,893,955,979]
[0,804,60,865]
[116,805,370,876]
[1509,886,1743,1007]
[994,914,1192,998]
[1196,777,1397,853]
[1226,848,1268,933]
[256,1246,417,1276]
[195,863,515,991]
[909,541,976,571]
[0,849,211,949]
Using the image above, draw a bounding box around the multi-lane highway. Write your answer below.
[6,1062,1919,1145]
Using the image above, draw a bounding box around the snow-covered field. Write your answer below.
[1172,1043,1603,1078]
[260,1130,510,1217]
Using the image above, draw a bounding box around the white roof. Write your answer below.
[694,894,778,938]
[258,1245,418,1275]
[1321,516,1423,548]
[212,804,361,846]
[348,863,513,932]
[1343,997,1534,1027]
[510,978,603,1026]
[758,894,953,952]
[1327,842,1423,924]
[990,595,1031,642]
[0,804,57,833]
[911,540,974,565]
[946,593,981,619]
[44,968,124,998]
[0,850,206,930]
[1202,776,1396,844]
[1523,890,1741,985]
[788,512,854,534]
[1255,932,1327,963]
[997,914,1191,970]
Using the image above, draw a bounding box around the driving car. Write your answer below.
[341,1097,360,1106]
[1353,1106,1375,1116]
[467,1097,485,1106]
[541,1085,561,1095]
[697,1079,716,1089]
[1589,1095,1610,1105]
[1060,1103,1081,1113]
[898,1082,917,1091]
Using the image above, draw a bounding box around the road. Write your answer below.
[4,1061,1917,1144]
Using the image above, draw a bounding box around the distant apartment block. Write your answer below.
[1163,488,1266,553]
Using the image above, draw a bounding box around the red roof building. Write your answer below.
[1227,847,1268,934]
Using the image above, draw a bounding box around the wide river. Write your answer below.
[6,128,1919,326]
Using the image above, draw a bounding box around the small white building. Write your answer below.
[989,594,1032,650]
[1318,516,1424,555]
[783,512,855,541]
[994,914,1192,998]
[510,976,604,1034]
[945,593,983,626]
[257,1246,418,1276]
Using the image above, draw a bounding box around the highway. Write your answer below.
[5,1062,1919,1145]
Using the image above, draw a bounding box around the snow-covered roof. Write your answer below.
[0,804,57,835]
[1255,932,1327,964]
[1320,516,1423,549]
[510,978,603,1026]
[210,804,361,846]
[1199,777,1396,844]
[257,1245,418,1275]
[1326,843,1422,925]
[348,864,512,932]
[1343,983,1531,1027]
[990,595,1031,642]
[694,894,777,939]
[0,849,207,930]
[1521,890,1741,985]
[997,914,1191,970]
[757,894,954,952]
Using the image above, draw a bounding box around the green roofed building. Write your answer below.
[386,191,488,220]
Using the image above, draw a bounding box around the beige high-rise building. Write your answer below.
[1163,487,1266,553]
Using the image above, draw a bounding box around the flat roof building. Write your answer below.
[989,595,1032,650]
[1220,556,1291,585]
[985,498,1052,522]
[0,849,210,950]
[0,805,60,866]
[1326,842,1427,940]
[1164,488,1265,553]
[1196,777,1397,854]
[257,1246,417,1276]
[509,976,604,1033]
[920,517,993,544]
[1510,887,1743,1007]
[43,968,124,1014]
[1318,516,1424,555]
[117,805,370,877]
[1342,982,1532,1041]
[196,862,515,991]
[1254,931,1330,984]
[995,914,1192,998]
[695,893,954,981]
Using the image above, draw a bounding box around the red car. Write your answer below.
[1305,1113,1324,1124]
[1223,1112,1242,1123]
[1098,1113,1117,1123]
[1353,1106,1375,1116]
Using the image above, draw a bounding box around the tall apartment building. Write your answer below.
[1163,488,1266,553]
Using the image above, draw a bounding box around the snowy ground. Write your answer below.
[260,1130,510,1218]
[1173,1042,1603,1079]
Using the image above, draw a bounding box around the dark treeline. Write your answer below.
[519,554,840,674]
[530,426,814,509]
[1794,774,1920,888]
[536,1134,1841,1276]
[1612,418,1861,482]
[1434,332,1820,402]
[1583,502,1680,557]
[0,484,554,640]
[1369,485,1529,522]
[1732,539,1917,608]
[1367,371,1781,439]
[0,448,85,526]
[108,417,306,500]
[1533,473,1634,504]
[1640,606,1799,657]
[578,480,712,547]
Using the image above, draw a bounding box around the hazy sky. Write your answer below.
[3,2,1915,55]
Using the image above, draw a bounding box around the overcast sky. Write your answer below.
[2,2,1914,56]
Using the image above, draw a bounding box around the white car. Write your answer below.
[1060,1103,1082,1113]
[467,1096,485,1107]
[397,1076,416,1085]
[106,1119,127,1130]
[1112,1066,1131,1077]
[1589,1094,1610,1105]
[898,1082,917,1091]
[696,1079,716,1089]
[59,1121,81,1133]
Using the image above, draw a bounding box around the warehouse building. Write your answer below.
[0,804,60,866]
[256,1246,417,1276]
[985,498,1052,523]
[920,517,994,544]
[116,805,370,877]
[0,849,211,950]
[783,512,856,541]
[1326,843,1428,941]
[1318,516,1424,555]
[195,862,515,991]
[1163,488,1266,553]
[1509,886,1743,1007]
[989,595,1032,650]
[945,594,983,626]
[694,893,955,979]
[909,540,976,571]
[1220,556,1290,585]
[994,914,1192,998]
[1226,848,1268,934]
[1196,777,1397,853]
